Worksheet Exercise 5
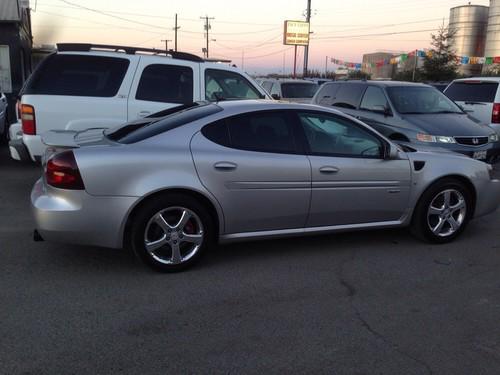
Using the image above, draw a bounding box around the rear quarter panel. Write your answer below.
[74,125,225,232]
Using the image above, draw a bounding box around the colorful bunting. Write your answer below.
[329,48,500,71]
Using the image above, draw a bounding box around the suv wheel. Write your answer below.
[131,194,214,272]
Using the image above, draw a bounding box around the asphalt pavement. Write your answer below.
[1,144,500,374]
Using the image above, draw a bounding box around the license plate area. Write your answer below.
[473,150,487,160]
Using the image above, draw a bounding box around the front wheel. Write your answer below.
[130,194,214,272]
[411,179,472,243]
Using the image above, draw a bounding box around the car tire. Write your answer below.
[130,193,215,272]
[411,178,472,243]
[0,113,8,144]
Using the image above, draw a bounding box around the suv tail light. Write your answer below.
[46,150,85,190]
[493,103,500,124]
[21,104,36,135]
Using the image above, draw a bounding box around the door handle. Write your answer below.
[214,162,237,171]
[138,110,151,117]
[319,166,339,174]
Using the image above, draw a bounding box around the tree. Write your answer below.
[422,24,458,82]
[347,70,371,80]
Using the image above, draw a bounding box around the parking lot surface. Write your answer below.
[1,144,500,374]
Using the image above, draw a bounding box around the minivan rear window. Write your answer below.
[23,54,130,97]
[445,81,499,103]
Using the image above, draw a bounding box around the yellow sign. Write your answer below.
[283,20,310,46]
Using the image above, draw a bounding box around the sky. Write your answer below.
[30,0,491,74]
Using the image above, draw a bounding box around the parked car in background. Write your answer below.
[428,82,450,92]
[0,92,7,141]
[260,79,318,103]
[9,43,269,162]
[312,80,500,163]
[444,78,500,136]
[32,100,500,272]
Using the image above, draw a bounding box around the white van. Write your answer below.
[9,43,269,162]
[444,77,500,135]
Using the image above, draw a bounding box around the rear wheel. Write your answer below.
[130,194,214,272]
[411,178,472,243]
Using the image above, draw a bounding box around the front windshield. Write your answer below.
[281,83,318,98]
[386,86,463,114]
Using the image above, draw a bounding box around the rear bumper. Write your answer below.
[8,138,31,161]
[23,134,45,162]
[31,178,138,249]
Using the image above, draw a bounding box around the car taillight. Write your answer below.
[21,104,36,135]
[46,150,85,190]
[492,103,500,124]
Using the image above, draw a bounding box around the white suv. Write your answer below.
[9,43,269,161]
[444,77,500,136]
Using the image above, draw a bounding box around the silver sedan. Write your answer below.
[32,100,500,271]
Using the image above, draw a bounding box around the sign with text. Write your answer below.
[283,20,310,46]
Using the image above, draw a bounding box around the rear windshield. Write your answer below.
[22,54,130,97]
[445,81,498,103]
[106,103,222,144]
[281,83,318,98]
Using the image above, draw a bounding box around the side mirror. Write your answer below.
[271,94,281,100]
[385,143,399,160]
[373,105,392,117]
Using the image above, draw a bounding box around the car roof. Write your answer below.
[262,78,316,84]
[213,99,341,114]
[451,77,500,83]
[326,80,430,88]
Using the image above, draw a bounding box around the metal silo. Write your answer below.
[485,0,500,72]
[449,4,489,76]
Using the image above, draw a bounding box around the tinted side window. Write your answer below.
[201,120,230,146]
[202,111,297,154]
[315,83,340,105]
[24,54,129,97]
[360,86,389,111]
[136,64,193,104]
[445,82,499,103]
[205,69,262,101]
[298,112,383,158]
[332,83,366,109]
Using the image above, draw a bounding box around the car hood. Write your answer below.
[400,113,492,136]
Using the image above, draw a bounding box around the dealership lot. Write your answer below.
[1,144,500,374]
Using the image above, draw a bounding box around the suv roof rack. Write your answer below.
[56,43,204,62]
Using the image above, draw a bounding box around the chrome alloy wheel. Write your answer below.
[144,207,204,265]
[427,189,466,237]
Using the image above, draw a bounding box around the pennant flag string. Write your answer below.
[329,49,500,70]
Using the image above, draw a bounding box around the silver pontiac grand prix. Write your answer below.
[32,100,500,272]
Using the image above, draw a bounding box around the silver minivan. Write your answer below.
[444,77,500,135]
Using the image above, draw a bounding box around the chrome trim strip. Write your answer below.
[219,220,404,243]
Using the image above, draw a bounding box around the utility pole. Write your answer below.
[412,49,418,81]
[173,13,180,51]
[200,15,215,58]
[325,55,328,78]
[161,39,172,51]
[303,0,311,77]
